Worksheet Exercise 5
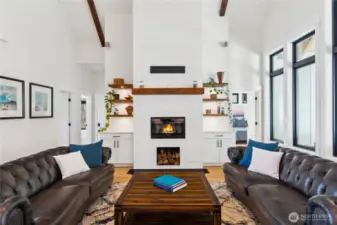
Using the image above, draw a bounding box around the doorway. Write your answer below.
[80,95,92,144]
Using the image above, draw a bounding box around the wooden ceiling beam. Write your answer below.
[219,0,229,17]
[87,0,105,47]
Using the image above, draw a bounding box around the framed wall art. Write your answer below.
[242,93,248,104]
[29,83,53,118]
[0,76,25,119]
[232,93,239,104]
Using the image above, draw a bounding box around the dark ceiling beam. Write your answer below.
[87,0,105,47]
[219,0,229,17]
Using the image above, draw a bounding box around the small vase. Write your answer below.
[210,94,217,99]
[217,72,224,84]
[125,105,134,115]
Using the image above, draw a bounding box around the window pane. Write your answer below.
[296,35,315,61]
[271,75,284,140]
[295,64,315,148]
[271,51,284,71]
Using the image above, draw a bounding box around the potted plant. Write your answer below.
[98,89,117,133]
[209,88,224,99]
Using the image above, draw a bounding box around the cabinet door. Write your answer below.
[202,139,219,164]
[219,138,233,163]
[102,139,117,164]
[116,138,133,164]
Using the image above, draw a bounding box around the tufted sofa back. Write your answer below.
[0,147,70,200]
[279,147,337,198]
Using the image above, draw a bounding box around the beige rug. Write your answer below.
[79,182,259,225]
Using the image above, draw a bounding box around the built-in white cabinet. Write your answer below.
[99,133,133,165]
[203,132,235,165]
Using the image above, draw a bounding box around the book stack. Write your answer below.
[154,175,187,192]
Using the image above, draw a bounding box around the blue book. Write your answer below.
[154,175,185,188]
[154,180,186,189]
[154,181,187,192]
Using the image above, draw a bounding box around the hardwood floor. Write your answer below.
[114,166,224,183]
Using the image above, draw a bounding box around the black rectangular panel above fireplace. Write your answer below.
[150,66,185,74]
[151,117,185,139]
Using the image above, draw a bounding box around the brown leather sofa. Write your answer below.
[224,146,337,225]
[0,146,114,225]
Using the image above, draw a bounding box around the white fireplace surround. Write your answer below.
[133,95,203,169]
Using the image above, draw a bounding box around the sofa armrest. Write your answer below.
[306,195,337,225]
[102,147,112,165]
[0,196,33,225]
[227,146,246,164]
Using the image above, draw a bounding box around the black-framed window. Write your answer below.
[270,49,284,142]
[333,0,337,156]
[292,31,316,151]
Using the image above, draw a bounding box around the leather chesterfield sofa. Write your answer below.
[0,146,114,225]
[224,146,337,225]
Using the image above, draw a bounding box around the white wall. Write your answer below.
[262,0,333,158]
[0,0,96,162]
[105,14,133,85]
[133,0,203,87]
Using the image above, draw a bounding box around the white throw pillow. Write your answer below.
[248,147,283,179]
[53,151,90,179]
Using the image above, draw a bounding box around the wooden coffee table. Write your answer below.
[115,170,221,225]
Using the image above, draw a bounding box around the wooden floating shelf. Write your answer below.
[109,114,133,117]
[132,88,204,95]
[111,99,133,103]
[203,83,228,87]
[203,98,228,102]
[203,114,228,117]
[108,84,133,89]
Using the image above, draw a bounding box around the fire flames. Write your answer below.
[162,124,174,133]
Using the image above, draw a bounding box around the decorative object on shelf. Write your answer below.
[98,89,116,133]
[193,80,198,88]
[0,76,25,119]
[217,72,224,84]
[217,103,221,114]
[113,94,120,100]
[29,83,53,118]
[232,93,239,104]
[221,106,225,115]
[206,109,212,114]
[125,95,133,100]
[208,78,224,99]
[242,93,248,104]
[139,81,145,88]
[114,108,119,115]
[125,105,134,115]
[113,78,124,85]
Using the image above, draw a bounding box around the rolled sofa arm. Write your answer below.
[102,147,112,165]
[227,146,246,164]
[306,195,337,225]
[0,195,33,225]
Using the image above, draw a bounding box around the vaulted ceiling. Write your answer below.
[58,0,286,73]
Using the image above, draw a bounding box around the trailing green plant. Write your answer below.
[224,84,233,125]
[98,90,116,133]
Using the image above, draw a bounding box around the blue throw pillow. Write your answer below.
[239,139,279,167]
[70,140,103,168]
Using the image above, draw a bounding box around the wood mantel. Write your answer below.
[132,88,204,95]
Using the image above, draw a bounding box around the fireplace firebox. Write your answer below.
[151,117,185,139]
[157,147,180,165]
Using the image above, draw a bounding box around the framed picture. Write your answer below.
[232,93,239,104]
[29,83,53,118]
[242,93,248,104]
[0,76,25,119]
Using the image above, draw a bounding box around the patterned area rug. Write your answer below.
[79,182,259,225]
